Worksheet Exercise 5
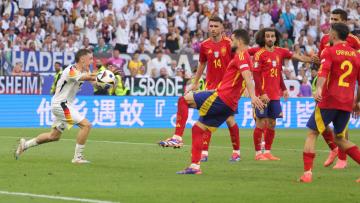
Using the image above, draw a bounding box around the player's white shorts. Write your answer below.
[51,102,84,132]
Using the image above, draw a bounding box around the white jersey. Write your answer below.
[51,64,85,105]
[51,64,87,132]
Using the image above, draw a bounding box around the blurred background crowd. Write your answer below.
[0,0,359,96]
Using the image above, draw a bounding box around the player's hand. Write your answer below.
[251,96,265,111]
[352,102,360,119]
[283,90,289,101]
[311,55,320,64]
[186,82,200,94]
[260,94,270,104]
[314,89,322,102]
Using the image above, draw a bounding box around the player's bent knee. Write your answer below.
[79,119,92,129]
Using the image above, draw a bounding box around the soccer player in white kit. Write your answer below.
[15,49,97,163]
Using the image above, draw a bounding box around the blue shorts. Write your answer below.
[255,100,283,119]
[306,106,350,137]
[193,91,234,130]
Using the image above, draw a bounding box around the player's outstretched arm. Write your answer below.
[242,70,264,110]
[79,72,97,81]
[292,53,319,64]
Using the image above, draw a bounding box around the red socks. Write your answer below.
[264,128,275,150]
[253,127,263,151]
[174,96,189,136]
[321,130,337,150]
[338,148,347,160]
[191,125,206,164]
[229,124,240,151]
[202,130,212,151]
[345,146,360,164]
[303,152,316,171]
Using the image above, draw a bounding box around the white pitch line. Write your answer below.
[0,135,330,153]
[0,190,119,203]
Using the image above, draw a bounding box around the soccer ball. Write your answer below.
[96,70,115,89]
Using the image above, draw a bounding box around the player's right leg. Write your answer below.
[299,107,334,183]
[15,128,62,160]
[322,126,339,167]
[72,118,92,164]
[253,107,268,160]
[158,92,197,148]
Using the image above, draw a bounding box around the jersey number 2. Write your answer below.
[338,60,353,88]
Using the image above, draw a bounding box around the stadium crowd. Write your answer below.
[0,0,360,96]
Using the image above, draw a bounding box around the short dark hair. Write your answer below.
[55,62,62,66]
[232,29,250,45]
[255,28,281,47]
[209,15,223,24]
[75,49,91,62]
[331,23,349,41]
[331,9,348,21]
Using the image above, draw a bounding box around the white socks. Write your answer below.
[172,135,182,141]
[24,138,38,149]
[256,151,262,155]
[201,151,208,156]
[74,144,85,158]
[264,150,271,154]
[190,163,200,169]
[233,150,240,155]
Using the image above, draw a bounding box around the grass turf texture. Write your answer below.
[0,128,359,203]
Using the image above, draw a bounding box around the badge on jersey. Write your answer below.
[221,47,227,56]
[214,51,219,58]
[272,61,277,67]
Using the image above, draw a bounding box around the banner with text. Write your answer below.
[0,76,41,94]
[0,95,359,129]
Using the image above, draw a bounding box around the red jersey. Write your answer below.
[252,47,293,100]
[199,37,232,90]
[319,33,360,57]
[318,43,360,112]
[218,51,252,111]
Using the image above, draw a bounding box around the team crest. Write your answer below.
[221,47,227,56]
[272,60,277,67]
[214,51,219,58]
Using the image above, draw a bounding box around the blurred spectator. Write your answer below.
[281,4,295,37]
[128,51,145,77]
[280,32,294,49]
[165,25,180,53]
[108,49,126,77]
[298,77,312,97]
[156,11,168,35]
[127,36,139,54]
[50,62,63,94]
[12,62,31,76]
[50,8,65,34]
[115,20,129,53]
[146,3,157,36]
[94,38,112,54]
[149,49,171,78]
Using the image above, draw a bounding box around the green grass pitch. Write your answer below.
[0,128,359,203]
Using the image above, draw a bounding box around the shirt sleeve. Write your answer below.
[281,48,293,59]
[348,34,360,50]
[199,43,207,63]
[248,47,260,56]
[318,48,332,78]
[237,53,250,72]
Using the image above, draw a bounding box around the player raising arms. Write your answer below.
[317,9,360,169]
[15,49,97,164]
[251,28,318,161]
[158,16,242,162]
[177,29,264,174]
[299,23,360,183]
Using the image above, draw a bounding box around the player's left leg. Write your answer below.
[176,121,208,175]
[299,129,319,183]
[333,130,348,169]
[15,128,62,160]
[263,100,281,160]
[225,116,241,162]
[200,130,211,162]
